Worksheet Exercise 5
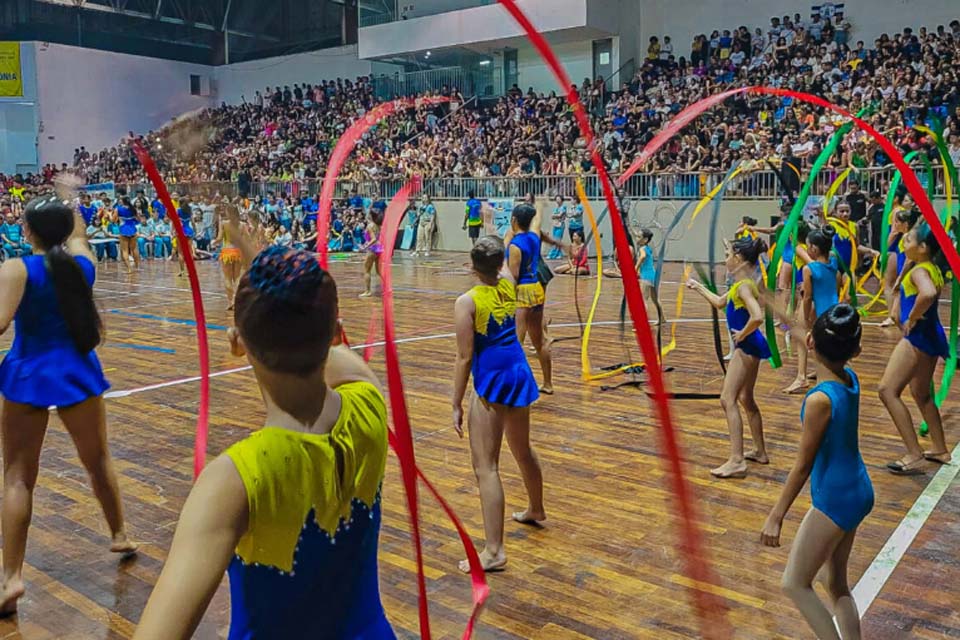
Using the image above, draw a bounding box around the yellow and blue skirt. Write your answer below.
[516,282,546,309]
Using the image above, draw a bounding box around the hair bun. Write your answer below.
[828,303,861,338]
[248,246,328,307]
[821,225,836,238]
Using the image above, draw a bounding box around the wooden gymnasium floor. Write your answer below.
[0,253,957,640]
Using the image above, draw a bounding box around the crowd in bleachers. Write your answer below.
[2,14,960,212]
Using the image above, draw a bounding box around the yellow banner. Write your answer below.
[0,42,23,97]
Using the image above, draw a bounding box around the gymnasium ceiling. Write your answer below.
[0,0,357,64]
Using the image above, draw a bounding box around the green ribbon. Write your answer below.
[879,150,932,274]
[763,107,873,367]
[916,121,959,437]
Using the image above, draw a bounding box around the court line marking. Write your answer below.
[108,343,176,354]
[852,443,960,617]
[100,314,950,616]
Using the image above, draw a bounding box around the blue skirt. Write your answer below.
[120,221,138,238]
[735,330,772,360]
[472,343,539,408]
[0,346,109,408]
[907,323,950,359]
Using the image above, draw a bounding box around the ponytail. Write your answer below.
[26,195,103,353]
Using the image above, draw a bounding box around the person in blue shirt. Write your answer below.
[349,191,364,214]
[174,197,196,278]
[567,194,585,241]
[78,194,98,226]
[0,197,136,615]
[136,214,156,260]
[463,191,483,247]
[153,212,172,259]
[151,197,166,220]
[1,214,31,258]
[415,196,437,257]
[762,304,871,640]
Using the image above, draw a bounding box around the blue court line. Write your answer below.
[108,310,229,331]
[110,343,176,354]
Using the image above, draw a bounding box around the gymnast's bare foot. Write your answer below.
[710,459,747,479]
[0,579,24,617]
[458,548,507,574]
[745,450,769,465]
[512,509,546,525]
[538,385,554,395]
[110,532,139,556]
[783,379,808,394]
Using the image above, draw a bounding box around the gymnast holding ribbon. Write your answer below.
[135,215,396,639]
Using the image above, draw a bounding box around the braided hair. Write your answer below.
[234,246,338,376]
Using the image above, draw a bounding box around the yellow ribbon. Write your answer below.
[915,125,953,226]
[576,180,676,381]
[822,168,851,218]
[688,165,745,229]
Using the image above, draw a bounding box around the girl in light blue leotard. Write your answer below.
[784,226,841,394]
[762,303,871,640]
[634,228,660,328]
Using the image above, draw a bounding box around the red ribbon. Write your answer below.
[131,142,211,480]
[316,96,450,268]
[314,95,485,638]
[495,2,730,636]
[618,87,960,281]
[378,178,489,639]
[362,308,379,363]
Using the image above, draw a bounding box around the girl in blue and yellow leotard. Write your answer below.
[135,246,395,640]
[879,222,952,475]
[507,203,563,394]
[452,236,544,573]
[784,226,840,394]
[762,304,872,640]
[687,236,770,478]
[880,207,918,327]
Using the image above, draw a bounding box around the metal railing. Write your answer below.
[115,164,949,204]
[371,66,500,100]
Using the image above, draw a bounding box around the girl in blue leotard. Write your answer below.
[687,236,769,478]
[784,226,841,394]
[136,244,395,640]
[0,196,136,614]
[117,196,140,271]
[879,222,952,475]
[762,304,872,640]
[174,196,196,278]
[505,203,564,394]
[634,228,661,327]
[452,235,545,573]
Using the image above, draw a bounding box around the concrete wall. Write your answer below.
[34,42,213,166]
[423,197,947,263]
[516,39,592,94]
[0,42,39,174]
[215,45,375,105]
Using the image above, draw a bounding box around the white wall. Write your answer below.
[34,42,213,166]
[358,0,590,59]
[0,42,39,175]
[215,45,375,105]
[646,0,959,61]
[516,39,592,94]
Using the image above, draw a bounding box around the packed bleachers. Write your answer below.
[2,15,960,211]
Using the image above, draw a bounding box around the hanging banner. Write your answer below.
[0,43,22,97]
